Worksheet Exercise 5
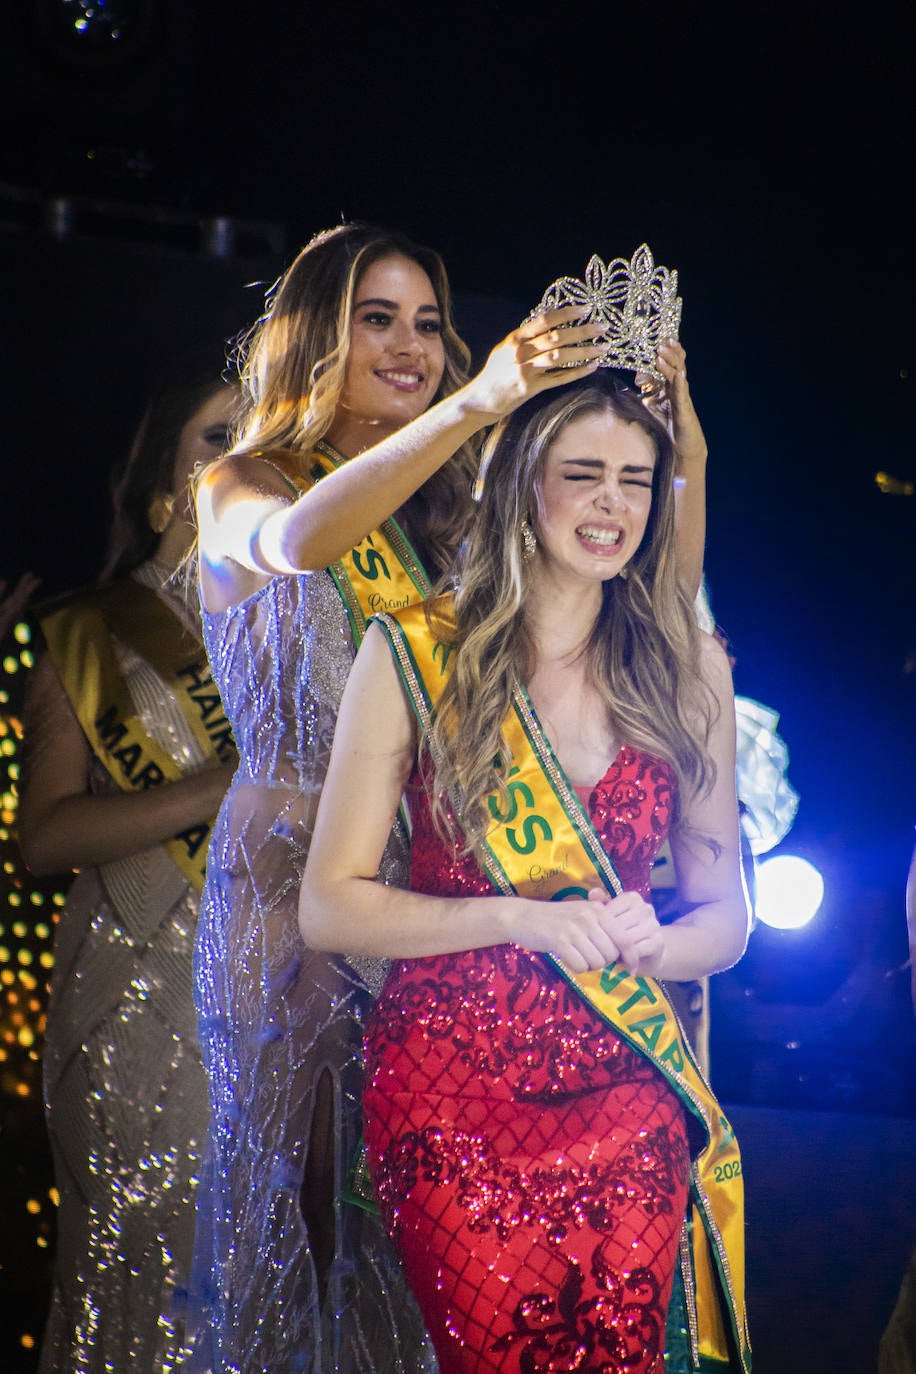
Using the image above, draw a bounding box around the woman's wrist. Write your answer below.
[440,383,501,433]
[675,446,708,477]
[490,894,526,945]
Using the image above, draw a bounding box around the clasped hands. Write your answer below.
[542,888,665,978]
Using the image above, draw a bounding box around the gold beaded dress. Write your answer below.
[30,564,212,1373]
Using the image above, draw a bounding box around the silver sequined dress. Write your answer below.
[190,570,432,1374]
[34,565,212,1373]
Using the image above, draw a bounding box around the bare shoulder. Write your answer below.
[351,621,404,697]
[197,450,297,504]
[343,622,417,753]
[25,649,71,719]
[697,628,734,696]
[197,452,301,610]
[693,631,737,761]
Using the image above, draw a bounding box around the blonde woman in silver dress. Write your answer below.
[190,224,615,1374]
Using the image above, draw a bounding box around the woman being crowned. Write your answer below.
[300,289,752,1371]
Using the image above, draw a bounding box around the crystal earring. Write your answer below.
[148,491,175,534]
[520,516,536,562]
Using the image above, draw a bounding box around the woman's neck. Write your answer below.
[525,566,603,665]
[154,519,196,574]
[523,573,616,786]
[323,412,402,460]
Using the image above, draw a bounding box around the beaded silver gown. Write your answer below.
[190,570,432,1374]
[32,565,212,1374]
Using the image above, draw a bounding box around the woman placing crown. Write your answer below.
[189,224,613,1374]
[300,367,751,1372]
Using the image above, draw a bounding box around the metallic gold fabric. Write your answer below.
[33,566,212,1373]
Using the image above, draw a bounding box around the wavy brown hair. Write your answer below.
[226,223,476,574]
[426,370,717,858]
[101,374,232,583]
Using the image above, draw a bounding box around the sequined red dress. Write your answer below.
[363,747,691,1374]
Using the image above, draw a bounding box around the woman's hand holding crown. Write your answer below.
[639,340,708,471]
[459,306,610,424]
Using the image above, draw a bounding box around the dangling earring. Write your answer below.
[618,564,629,581]
[520,516,536,562]
[148,491,175,534]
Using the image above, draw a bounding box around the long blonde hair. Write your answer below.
[427,371,717,857]
[227,223,476,573]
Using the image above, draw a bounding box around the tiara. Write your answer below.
[531,244,681,381]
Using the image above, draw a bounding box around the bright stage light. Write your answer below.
[755,855,824,930]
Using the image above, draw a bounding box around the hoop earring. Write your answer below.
[520,516,536,562]
[148,492,175,534]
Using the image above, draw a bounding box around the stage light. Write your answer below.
[755,855,824,930]
[32,0,156,65]
[875,471,914,496]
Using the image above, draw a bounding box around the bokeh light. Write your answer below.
[755,854,825,930]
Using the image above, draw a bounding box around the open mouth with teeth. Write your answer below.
[576,524,623,550]
[375,369,425,391]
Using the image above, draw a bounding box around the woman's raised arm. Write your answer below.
[198,309,608,611]
[642,341,708,599]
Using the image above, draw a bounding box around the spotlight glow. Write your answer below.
[755,855,824,930]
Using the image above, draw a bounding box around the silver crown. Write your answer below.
[531,244,681,381]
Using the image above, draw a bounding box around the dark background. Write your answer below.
[0,2,914,1370]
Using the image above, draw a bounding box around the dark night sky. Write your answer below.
[1,1,915,1018]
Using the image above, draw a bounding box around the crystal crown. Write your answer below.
[531,244,681,381]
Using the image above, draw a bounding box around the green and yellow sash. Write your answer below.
[267,441,432,648]
[39,580,235,891]
[376,594,750,1374]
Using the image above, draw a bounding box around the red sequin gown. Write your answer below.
[363,747,690,1374]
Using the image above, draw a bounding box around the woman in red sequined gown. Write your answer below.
[301,371,750,1374]
[365,750,690,1373]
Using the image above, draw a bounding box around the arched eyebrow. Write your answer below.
[354,297,441,314]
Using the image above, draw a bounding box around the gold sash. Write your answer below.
[268,441,432,647]
[376,595,750,1374]
[39,580,234,892]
